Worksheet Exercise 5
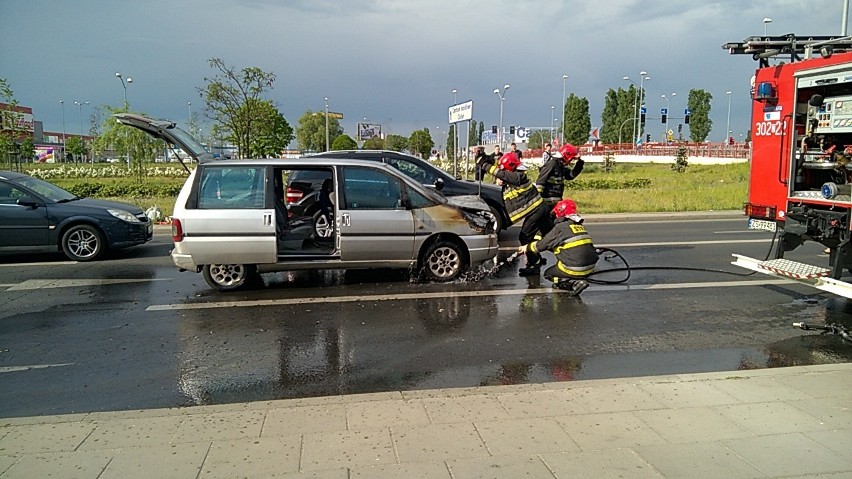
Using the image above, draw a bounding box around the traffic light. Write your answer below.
[684,114,690,124]
[640,112,646,123]
[661,113,667,123]
[509,125,515,134]
[646,133,651,142]
[492,125,498,134]
[678,123,683,133]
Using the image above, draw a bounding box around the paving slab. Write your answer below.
[447,455,556,479]
[721,433,852,477]
[475,417,579,456]
[199,436,302,478]
[300,428,396,471]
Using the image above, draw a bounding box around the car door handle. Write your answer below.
[341,213,351,227]
[264,212,272,226]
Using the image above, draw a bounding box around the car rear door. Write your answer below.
[338,166,415,262]
[181,165,276,265]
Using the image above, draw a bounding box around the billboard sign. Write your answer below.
[358,123,382,141]
[448,100,473,124]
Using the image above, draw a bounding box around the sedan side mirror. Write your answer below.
[17,197,41,208]
[434,178,445,191]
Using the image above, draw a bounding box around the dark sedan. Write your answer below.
[306,150,510,230]
[0,170,153,261]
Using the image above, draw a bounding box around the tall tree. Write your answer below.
[446,124,457,160]
[467,120,478,146]
[385,134,408,152]
[331,134,357,150]
[564,94,591,146]
[687,89,713,142]
[198,58,277,158]
[92,106,161,179]
[296,110,342,152]
[244,99,294,158]
[362,136,385,149]
[408,128,434,159]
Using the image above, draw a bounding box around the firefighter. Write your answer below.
[536,143,585,211]
[517,199,598,296]
[478,151,552,276]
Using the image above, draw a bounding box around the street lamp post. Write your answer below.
[115,72,132,110]
[725,90,733,145]
[763,17,772,36]
[562,74,568,144]
[493,84,510,149]
[74,101,90,162]
[451,88,458,176]
[60,100,66,162]
[661,94,669,142]
[638,71,650,144]
[623,77,637,146]
[550,105,555,143]
[324,97,329,152]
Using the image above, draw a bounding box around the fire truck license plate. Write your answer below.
[748,218,776,232]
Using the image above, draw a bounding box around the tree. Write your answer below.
[243,99,293,158]
[296,110,343,152]
[362,136,385,149]
[66,136,86,161]
[331,134,357,150]
[564,94,591,146]
[385,134,408,152]
[92,106,161,180]
[198,58,277,158]
[687,89,713,142]
[600,86,637,145]
[408,129,434,159]
[446,124,457,160]
[527,130,549,149]
[468,120,478,146]
[0,78,28,167]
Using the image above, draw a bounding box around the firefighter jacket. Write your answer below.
[535,157,586,202]
[526,216,598,278]
[481,163,543,225]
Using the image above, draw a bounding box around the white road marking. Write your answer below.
[5,278,171,291]
[0,363,75,373]
[145,278,796,311]
[599,239,772,248]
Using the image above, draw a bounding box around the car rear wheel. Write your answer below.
[422,240,467,281]
[202,264,258,291]
[312,210,334,239]
[61,224,105,261]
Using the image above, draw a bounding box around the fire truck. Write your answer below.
[725,34,852,298]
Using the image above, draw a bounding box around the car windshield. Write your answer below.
[15,175,77,202]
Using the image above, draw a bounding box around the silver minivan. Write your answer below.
[117,114,499,291]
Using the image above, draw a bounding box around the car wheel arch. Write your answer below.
[56,219,110,249]
[418,234,470,281]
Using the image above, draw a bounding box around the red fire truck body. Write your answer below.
[726,35,852,297]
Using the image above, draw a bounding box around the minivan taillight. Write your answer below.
[286,187,303,203]
[171,218,184,242]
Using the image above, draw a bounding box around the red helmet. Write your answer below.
[559,144,579,162]
[498,152,522,171]
[553,199,578,218]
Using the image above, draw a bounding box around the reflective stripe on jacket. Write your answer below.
[486,164,543,225]
[528,217,598,277]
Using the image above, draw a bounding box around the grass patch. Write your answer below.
[19,160,749,217]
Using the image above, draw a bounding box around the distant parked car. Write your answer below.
[0,170,153,261]
[306,150,510,230]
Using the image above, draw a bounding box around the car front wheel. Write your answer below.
[202,264,258,291]
[422,240,467,281]
[61,224,105,261]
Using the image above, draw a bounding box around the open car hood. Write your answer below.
[446,194,490,212]
[114,113,214,164]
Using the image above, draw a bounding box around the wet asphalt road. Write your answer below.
[1,216,851,418]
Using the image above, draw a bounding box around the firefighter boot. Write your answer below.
[519,253,543,277]
[569,280,589,296]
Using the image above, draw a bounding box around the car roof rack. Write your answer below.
[722,34,852,67]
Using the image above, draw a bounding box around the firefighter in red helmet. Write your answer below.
[478,151,553,276]
[536,143,585,211]
[517,198,598,295]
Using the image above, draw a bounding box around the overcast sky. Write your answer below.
[2,0,849,146]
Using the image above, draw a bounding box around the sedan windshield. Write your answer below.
[15,175,77,202]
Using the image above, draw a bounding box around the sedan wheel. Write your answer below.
[61,224,105,261]
[312,210,334,239]
[422,240,466,281]
[203,264,258,291]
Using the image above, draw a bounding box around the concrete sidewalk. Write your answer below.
[1,364,850,478]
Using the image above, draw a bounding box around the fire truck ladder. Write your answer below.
[731,254,852,299]
[722,34,852,67]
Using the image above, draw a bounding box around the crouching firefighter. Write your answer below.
[478,151,553,276]
[517,199,598,296]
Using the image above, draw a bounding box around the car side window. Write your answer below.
[341,167,402,210]
[386,158,435,184]
[198,167,265,209]
[0,182,27,205]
